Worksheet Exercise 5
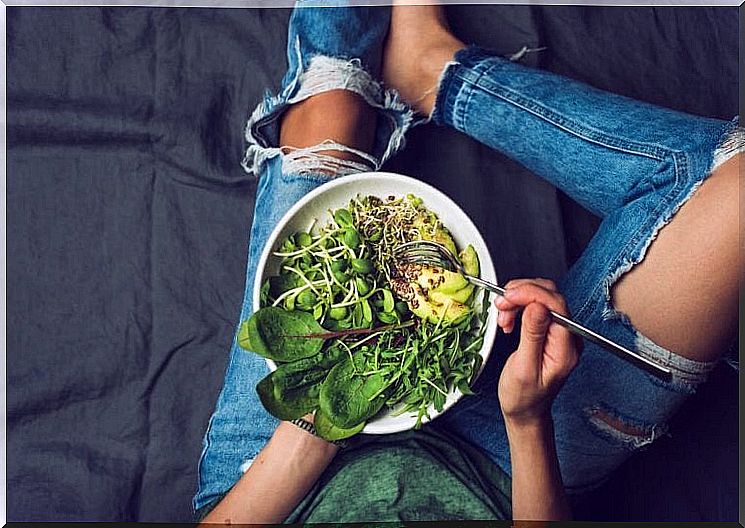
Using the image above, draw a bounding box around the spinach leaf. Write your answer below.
[271,356,329,398]
[269,274,303,299]
[319,354,390,429]
[271,346,343,395]
[315,407,365,441]
[237,318,252,351]
[257,346,347,421]
[240,307,325,362]
[256,373,319,421]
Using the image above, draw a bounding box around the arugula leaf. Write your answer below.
[240,307,325,362]
[260,279,271,306]
[254,194,490,430]
[457,379,475,396]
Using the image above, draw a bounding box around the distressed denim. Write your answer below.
[194,7,743,514]
[430,46,740,492]
[193,2,414,513]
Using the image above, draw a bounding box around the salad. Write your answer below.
[239,194,488,441]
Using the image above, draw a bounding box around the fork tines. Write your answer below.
[397,255,447,265]
[393,240,455,271]
[394,240,450,254]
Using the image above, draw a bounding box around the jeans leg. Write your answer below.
[430,46,740,490]
[431,47,735,219]
[193,2,414,513]
[193,159,333,512]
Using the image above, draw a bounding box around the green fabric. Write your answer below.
[285,427,512,524]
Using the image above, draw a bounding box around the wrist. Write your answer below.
[283,414,352,450]
[505,413,556,464]
[277,420,340,454]
[504,411,553,436]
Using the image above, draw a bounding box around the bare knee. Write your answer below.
[280,90,377,159]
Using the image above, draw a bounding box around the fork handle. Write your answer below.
[465,276,673,382]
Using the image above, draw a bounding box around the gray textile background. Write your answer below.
[7,5,738,521]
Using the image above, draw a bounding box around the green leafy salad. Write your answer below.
[239,194,488,441]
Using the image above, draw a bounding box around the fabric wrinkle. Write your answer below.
[597,148,719,388]
[428,44,736,490]
[425,59,460,124]
[196,5,407,511]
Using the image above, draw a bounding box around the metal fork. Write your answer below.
[394,240,672,382]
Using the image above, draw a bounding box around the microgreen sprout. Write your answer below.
[254,194,488,434]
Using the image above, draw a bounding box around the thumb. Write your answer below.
[518,302,551,359]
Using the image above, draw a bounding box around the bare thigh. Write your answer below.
[612,153,741,362]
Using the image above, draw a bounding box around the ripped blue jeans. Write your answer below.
[428,46,740,494]
[193,4,742,514]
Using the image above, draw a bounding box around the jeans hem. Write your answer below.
[431,46,486,127]
[432,46,525,128]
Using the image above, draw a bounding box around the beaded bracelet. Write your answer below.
[289,418,348,449]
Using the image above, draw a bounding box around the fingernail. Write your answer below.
[495,295,505,307]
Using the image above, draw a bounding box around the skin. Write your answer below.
[279,89,378,166]
[202,88,377,528]
[383,3,463,118]
[384,20,580,520]
[201,283,577,525]
[383,3,741,364]
[204,3,740,522]
[496,281,577,521]
[202,40,577,522]
[201,414,339,525]
[611,153,740,362]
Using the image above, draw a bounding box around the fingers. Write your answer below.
[502,279,567,313]
[494,279,566,334]
[520,302,552,343]
[518,302,552,366]
[496,307,518,334]
[503,278,559,292]
[500,280,579,385]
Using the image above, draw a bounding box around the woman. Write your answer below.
[194,2,741,523]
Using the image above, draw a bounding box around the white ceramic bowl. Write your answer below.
[253,172,498,434]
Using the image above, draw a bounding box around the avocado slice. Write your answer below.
[459,245,480,277]
[413,217,458,256]
[430,283,474,305]
[427,245,478,304]
[409,284,471,325]
[415,265,468,294]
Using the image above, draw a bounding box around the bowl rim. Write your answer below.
[252,171,498,434]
